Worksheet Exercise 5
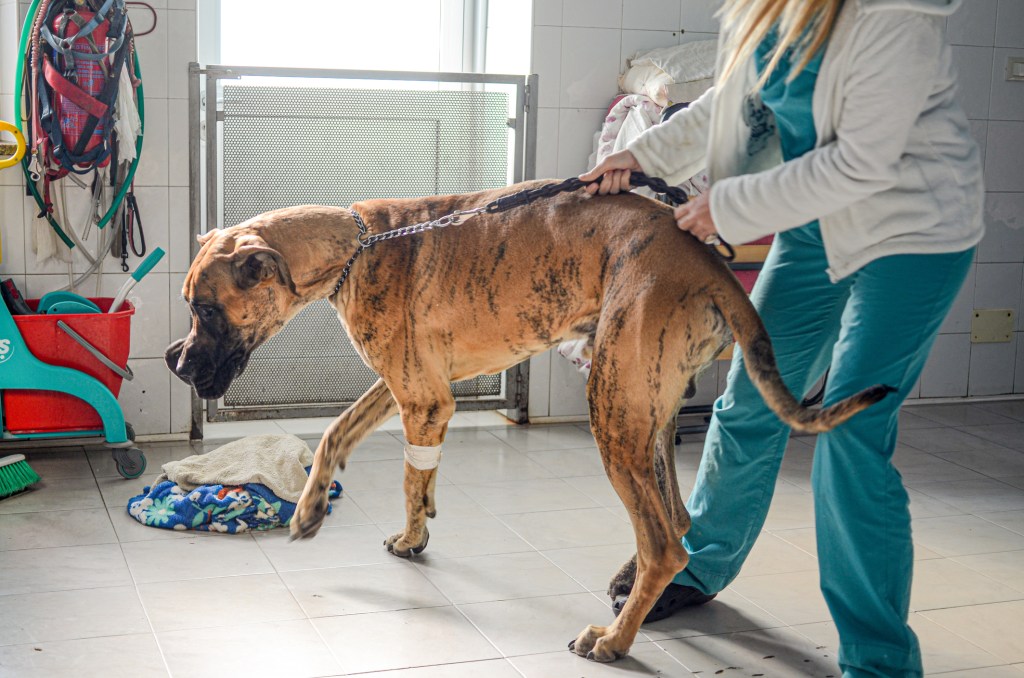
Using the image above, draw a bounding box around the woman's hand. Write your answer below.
[579,150,642,195]
[674,193,720,244]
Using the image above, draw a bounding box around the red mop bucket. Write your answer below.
[3,298,134,434]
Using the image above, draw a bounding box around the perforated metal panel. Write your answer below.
[216,83,512,410]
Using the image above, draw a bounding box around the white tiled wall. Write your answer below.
[0,0,196,435]
[528,0,721,419]
[528,0,1024,418]
[920,0,1024,399]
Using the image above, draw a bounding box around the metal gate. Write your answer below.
[188,64,537,426]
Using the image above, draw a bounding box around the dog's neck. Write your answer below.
[247,206,364,304]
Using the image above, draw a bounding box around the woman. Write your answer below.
[580,0,983,676]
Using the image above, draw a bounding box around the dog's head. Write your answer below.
[166,227,299,399]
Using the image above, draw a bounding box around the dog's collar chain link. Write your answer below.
[330,173,735,296]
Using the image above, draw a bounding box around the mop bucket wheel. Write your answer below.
[113,447,146,479]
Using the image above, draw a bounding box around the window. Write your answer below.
[202,0,531,75]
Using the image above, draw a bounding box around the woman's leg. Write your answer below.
[812,248,974,678]
[673,225,850,593]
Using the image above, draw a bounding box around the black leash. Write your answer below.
[332,173,735,296]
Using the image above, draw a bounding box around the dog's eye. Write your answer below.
[192,305,215,322]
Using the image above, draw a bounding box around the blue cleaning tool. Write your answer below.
[37,291,102,315]
[109,247,164,313]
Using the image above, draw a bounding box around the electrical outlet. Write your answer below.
[1008,56,1024,82]
[971,309,1014,343]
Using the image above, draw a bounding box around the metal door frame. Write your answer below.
[187,63,538,436]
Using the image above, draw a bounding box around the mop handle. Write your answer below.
[109,247,164,313]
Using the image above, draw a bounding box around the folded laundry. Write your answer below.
[127,469,341,533]
[127,434,342,533]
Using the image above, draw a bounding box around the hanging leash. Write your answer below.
[332,173,736,296]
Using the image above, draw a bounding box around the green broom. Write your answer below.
[0,454,40,499]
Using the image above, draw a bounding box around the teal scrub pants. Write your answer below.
[673,224,974,677]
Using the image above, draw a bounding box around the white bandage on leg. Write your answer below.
[404,443,443,470]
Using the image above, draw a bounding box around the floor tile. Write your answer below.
[489,423,597,452]
[656,626,842,676]
[740,531,819,577]
[0,633,167,678]
[953,551,1024,592]
[497,507,634,551]
[900,427,997,453]
[87,441,201,478]
[923,600,1024,663]
[360,659,523,677]
[345,484,482,524]
[973,400,1024,422]
[979,511,1024,536]
[510,642,686,677]
[899,408,948,429]
[281,561,450,617]
[730,570,833,626]
[159,619,339,677]
[525,445,606,477]
[437,447,555,484]
[640,589,788,641]
[17,448,93,479]
[934,446,1024,479]
[0,476,103,515]
[959,424,1024,452]
[563,474,629,507]
[541,543,637,592]
[122,533,274,583]
[0,543,132,595]
[911,479,1024,514]
[253,523,391,571]
[458,591,615,656]
[898,450,990,485]
[459,477,599,514]
[929,666,1024,677]
[314,606,499,674]
[912,559,1024,611]
[414,550,586,604]
[138,573,305,632]
[0,586,148,647]
[377,514,535,559]
[912,404,1020,427]
[912,514,1024,557]
[0,508,116,551]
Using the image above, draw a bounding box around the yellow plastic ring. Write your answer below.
[0,120,27,170]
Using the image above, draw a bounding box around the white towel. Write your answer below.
[160,434,315,502]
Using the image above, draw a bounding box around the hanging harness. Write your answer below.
[35,0,132,180]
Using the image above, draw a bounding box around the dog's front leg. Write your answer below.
[292,378,397,540]
[384,391,455,557]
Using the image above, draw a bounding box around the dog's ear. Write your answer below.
[232,246,297,295]
[197,229,218,246]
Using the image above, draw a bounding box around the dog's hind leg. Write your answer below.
[570,312,694,662]
[291,378,397,540]
[384,380,456,557]
[607,419,691,600]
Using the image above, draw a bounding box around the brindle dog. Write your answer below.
[166,180,891,662]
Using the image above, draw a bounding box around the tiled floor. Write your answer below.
[3,401,1024,677]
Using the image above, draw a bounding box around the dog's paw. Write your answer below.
[568,624,605,658]
[569,626,628,663]
[290,492,330,541]
[606,554,637,599]
[384,526,430,557]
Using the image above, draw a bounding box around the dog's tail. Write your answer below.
[712,276,895,434]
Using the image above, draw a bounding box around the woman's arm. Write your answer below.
[709,13,945,244]
[626,86,715,185]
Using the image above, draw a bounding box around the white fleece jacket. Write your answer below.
[627,0,985,281]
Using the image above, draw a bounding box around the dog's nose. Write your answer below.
[164,338,191,382]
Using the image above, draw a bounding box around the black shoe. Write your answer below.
[612,583,716,623]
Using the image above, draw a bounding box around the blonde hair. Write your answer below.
[717,0,843,89]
